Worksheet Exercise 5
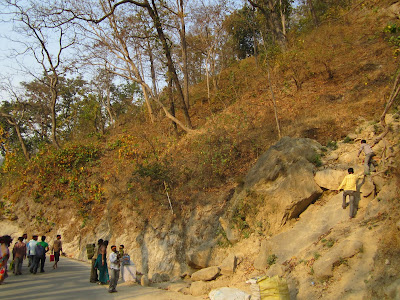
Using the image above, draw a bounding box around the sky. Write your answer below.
[0,0,246,102]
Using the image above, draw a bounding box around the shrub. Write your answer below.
[267,254,278,265]
[326,140,338,150]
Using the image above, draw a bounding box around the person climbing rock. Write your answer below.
[338,168,364,218]
[357,139,375,175]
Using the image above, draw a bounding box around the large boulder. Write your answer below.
[237,137,323,232]
[254,240,269,270]
[190,281,212,296]
[314,169,345,190]
[219,217,240,244]
[186,247,213,269]
[219,253,237,275]
[191,266,221,281]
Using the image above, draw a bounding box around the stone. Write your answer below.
[167,282,190,292]
[314,169,346,190]
[376,182,398,202]
[209,287,251,300]
[219,217,240,244]
[191,266,221,281]
[313,256,336,279]
[347,133,357,140]
[160,273,170,282]
[141,274,149,286]
[324,152,339,162]
[313,239,363,280]
[383,278,400,299]
[190,281,211,296]
[254,240,269,270]
[186,247,213,269]
[372,176,386,193]
[337,152,358,164]
[151,273,162,283]
[265,264,285,277]
[397,220,400,231]
[219,253,237,275]
[360,179,375,197]
[240,137,323,231]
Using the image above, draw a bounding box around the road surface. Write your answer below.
[0,257,202,300]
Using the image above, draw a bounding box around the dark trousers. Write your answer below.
[39,255,46,272]
[30,256,40,273]
[90,257,98,282]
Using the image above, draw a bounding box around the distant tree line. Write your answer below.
[0,0,351,161]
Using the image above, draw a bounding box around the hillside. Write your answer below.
[1,0,400,299]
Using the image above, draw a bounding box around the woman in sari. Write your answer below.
[94,240,109,284]
[0,235,12,284]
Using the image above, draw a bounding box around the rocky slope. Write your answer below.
[1,113,399,299]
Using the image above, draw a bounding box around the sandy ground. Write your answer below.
[0,256,202,300]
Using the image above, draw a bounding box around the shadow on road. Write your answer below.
[1,256,201,300]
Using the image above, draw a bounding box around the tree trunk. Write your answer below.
[167,78,179,136]
[178,0,190,110]
[145,2,193,129]
[1,114,30,161]
[147,39,158,97]
[50,77,60,149]
[307,0,319,27]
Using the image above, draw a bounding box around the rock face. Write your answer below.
[313,239,364,279]
[314,169,346,190]
[219,217,240,244]
[232,137,323,234]
[186,247,214,269]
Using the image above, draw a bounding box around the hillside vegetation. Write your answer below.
[1,0,400,299]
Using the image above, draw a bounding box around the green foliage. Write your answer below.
[309,154,322,167]
[191,130,240,187]
[321,238,335,248]
[223,5,258,59]
[8,143,106,218]
[50,145,100,171]
[267,254,278,266]
[107,135,139,159]
[216,227,232,248]
[314,252,321,260]
[343,136,352,143]
[326,140,338,150]
[131,159,171,195]
[135,161,170,183]
[383,23,400,56]
[231,190,264,238]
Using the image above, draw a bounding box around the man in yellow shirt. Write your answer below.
[338,168,364,218]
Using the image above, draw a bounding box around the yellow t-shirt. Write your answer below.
[338,173,363,191]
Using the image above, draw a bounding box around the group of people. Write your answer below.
[0,233,63,284]
[338,139,376,218]
[89,239,125,293]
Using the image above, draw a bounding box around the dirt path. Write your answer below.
[0,256,202,300]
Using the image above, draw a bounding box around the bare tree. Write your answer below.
[5,0,76,149]
[190,1,230,103]
[63,0,194,131]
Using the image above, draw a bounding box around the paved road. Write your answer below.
[0,257,201,300]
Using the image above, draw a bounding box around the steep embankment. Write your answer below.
[1,113,399,299]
